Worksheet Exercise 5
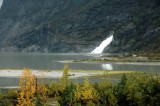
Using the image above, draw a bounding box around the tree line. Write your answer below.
[0,66,160,106]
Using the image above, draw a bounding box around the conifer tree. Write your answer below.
[74,83,81,103]
[81,79,98,104]
[59,65,69,92]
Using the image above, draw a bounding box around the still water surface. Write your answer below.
[0,53,159,72]
[0,53,160,88]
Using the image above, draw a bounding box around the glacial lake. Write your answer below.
[0,53,159,72]
[0,53,160,88]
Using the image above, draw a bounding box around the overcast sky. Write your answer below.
[0,0,3,8]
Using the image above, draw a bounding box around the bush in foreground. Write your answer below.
[1,67,160,106]
[55,71,160,106]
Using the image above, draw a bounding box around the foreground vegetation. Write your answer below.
[0,66,160,106]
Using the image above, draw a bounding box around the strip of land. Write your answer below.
[0,69,134,78]
[59,60,160,65]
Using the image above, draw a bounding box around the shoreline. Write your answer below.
[60,60,160,65]
[0,69,134,78]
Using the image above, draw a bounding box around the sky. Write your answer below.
[0,0,3,8]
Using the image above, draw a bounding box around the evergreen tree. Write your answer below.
[81,79,98,105]
[59,65,69,92]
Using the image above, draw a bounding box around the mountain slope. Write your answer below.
[0,0,160,53]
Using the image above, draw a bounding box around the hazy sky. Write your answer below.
[0,0,3,8]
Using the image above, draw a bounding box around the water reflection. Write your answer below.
[101,64,113,70]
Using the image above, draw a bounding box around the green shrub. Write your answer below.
[0,90,17,106]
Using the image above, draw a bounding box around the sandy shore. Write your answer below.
[0,70,100,78]
[0,69,133,79]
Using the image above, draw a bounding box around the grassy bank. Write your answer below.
[72,54,160,63]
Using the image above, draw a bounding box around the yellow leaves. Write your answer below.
[82,90,93,100]
[74,79,98,104]
[81,79,98,102]
[17,68,47,106]
[37,83,47,103]
[17,69,36,106]
[31,87,36,94]
[74,83,81,101]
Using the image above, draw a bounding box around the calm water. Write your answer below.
[0,53,160,88]
[0,53,159,72]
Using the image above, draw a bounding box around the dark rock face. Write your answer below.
[0,0,160,53]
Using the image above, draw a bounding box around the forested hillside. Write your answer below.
[0,0,160,53]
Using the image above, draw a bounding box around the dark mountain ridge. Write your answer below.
[0,0,160,53]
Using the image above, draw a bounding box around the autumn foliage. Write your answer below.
[17,68,47,106]
[52,68,160,106]
[1,66,160,106]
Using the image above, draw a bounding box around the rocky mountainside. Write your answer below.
[0,0,160,53]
